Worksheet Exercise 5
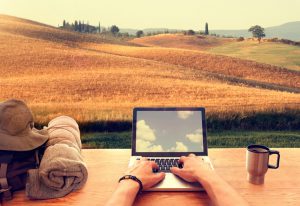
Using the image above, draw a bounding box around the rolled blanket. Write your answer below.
[26,116,88,199]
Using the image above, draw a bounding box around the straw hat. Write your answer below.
[0,99,49,151]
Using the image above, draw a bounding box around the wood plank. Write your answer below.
[2,148,300,206]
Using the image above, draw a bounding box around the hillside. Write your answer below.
[211,21,300,41]
[131,33,232,50]
[87,43,300,90]
[131,34,300,71]
[209,40,300,71]
[0,14,134,47]
[122,21,300,41]
[0,14,299,125]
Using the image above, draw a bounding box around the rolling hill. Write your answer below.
[0,14,299,125]
[121,21,300,41]
[131,34,300,71]
[211,21,300,41]
[131,33,233,50]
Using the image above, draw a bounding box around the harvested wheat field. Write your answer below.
[0,15,299,125]
[132,33,300,72]
[130,33,232,50]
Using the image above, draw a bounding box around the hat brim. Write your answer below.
[0,128,49,151]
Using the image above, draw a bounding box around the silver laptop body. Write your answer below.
[129,107,213,191]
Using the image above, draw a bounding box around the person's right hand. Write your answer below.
[125,158,165,190]
[170,154,214,183]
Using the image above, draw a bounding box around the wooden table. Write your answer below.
[3,149,300,206]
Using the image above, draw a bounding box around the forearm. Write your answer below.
[105,180,139,206]
[197,172,248,206]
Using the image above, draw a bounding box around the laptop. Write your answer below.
[128,107,214,191]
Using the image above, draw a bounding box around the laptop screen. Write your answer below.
[132,108,207,156]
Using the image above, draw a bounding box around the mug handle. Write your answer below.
[268,150,280,169]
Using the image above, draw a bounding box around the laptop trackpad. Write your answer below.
[146,173,204,191]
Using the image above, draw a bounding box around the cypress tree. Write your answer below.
[78,21,82,32]
[205,22,209,35]
[75,20,78,31]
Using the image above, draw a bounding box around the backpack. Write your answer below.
[0,99,49,204]
[0,146,45,202]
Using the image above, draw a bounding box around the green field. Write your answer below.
[209,41,300,71]
[81,131,300,149]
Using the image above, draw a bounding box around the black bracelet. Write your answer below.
[118,175,143,193]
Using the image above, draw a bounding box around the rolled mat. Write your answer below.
[26,116,88,199]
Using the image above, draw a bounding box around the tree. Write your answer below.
[98,22,101,33]
[248,25,265,43]
[63,20,66,28]
[185,30,195,35]
[136,30,144,38]
[78,21,82,32]
[110,25,119,35]
[205,22,209,35]
[75,20,78,31]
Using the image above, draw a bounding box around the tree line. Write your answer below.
[62,20,100,33]
[61,20,123,36]
[60,20,267,43]
[60,20,212,38]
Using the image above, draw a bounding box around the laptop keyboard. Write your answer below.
[136,158,182,173]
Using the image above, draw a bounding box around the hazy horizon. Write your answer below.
[0,0,299,30]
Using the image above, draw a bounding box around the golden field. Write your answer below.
[0,15,299,124]
[131,33,300,71]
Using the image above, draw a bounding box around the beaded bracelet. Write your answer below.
[118,175,143,193]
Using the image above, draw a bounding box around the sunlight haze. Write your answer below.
[0,0,299,30]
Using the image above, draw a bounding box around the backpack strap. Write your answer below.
[0,163,12,200]
[35,150,40,167]
[0,153,13,201]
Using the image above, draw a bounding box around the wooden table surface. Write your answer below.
[2,148,300,206]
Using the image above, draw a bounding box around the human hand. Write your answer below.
[125,158,165,190]
[171,154,214,183]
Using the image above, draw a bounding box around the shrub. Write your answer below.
[136,30,144,38]
[237,37,245,41]
[185,30,195,35]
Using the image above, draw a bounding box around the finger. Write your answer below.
[188,153,196,157]
[170,167,182,176]
[179,156,186,163]
[150,161,159,169]
[153,172,165,182]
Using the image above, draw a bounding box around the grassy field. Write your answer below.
[81,131,300,149]
[209,40,300,71]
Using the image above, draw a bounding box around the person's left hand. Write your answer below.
[125,158,165,190]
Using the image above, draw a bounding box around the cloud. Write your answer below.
[136,139,163,152]
[168,141,188,152]
[137,120,156,141]
[186,128,203,143]
[136,121,163,152]
[177,111,194,119]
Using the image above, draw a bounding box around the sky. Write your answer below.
[0,0,299,30]
[136,111,204,152]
